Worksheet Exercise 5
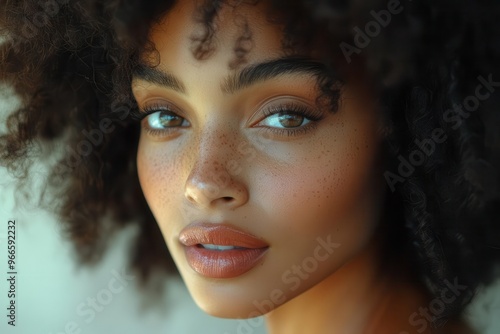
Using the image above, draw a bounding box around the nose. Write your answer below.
[184,135,249,210]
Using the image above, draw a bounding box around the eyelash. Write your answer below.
[130,103,324,138]
[130,104,184,137]
[257,103,323,137]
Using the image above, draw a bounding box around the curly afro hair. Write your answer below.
[1,0,499,326]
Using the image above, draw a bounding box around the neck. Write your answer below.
[264,236,401,334]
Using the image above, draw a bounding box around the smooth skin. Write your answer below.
[133,1,474,333]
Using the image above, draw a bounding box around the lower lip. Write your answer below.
[183,245,268,278]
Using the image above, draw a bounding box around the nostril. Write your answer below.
[222,196,233,202]
[186,194,195,203]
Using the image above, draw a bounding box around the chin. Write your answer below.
[181,274,278,318]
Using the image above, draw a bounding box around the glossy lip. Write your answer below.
[179,223,269,279]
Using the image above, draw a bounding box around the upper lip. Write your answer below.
[179,222,269,248]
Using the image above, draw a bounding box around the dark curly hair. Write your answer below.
[1,0,499,327]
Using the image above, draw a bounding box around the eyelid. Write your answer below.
[247,98,325,139]
[134,107,190,140]
[261,102,320,117]
[130,99,186,121]
[248,96,320,126]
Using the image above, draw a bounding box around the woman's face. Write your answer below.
[133,0,386,318]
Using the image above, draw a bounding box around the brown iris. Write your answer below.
[159,111,184,127]
[278,113,304,128]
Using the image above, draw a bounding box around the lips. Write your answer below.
[179,223,269,279]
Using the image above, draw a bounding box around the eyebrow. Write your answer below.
[133,65,186,94]
[132,57,329,95]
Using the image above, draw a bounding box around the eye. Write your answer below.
[253,103,324,137]
[129,104,191,140]
[145,110,190,130]
[260,112,311,128]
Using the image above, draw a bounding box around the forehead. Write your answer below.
[145,0,287,69]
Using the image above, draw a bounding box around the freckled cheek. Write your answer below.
[137,141,187,222]
[258,139,379,240]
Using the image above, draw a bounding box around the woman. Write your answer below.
[1,0,499,333]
